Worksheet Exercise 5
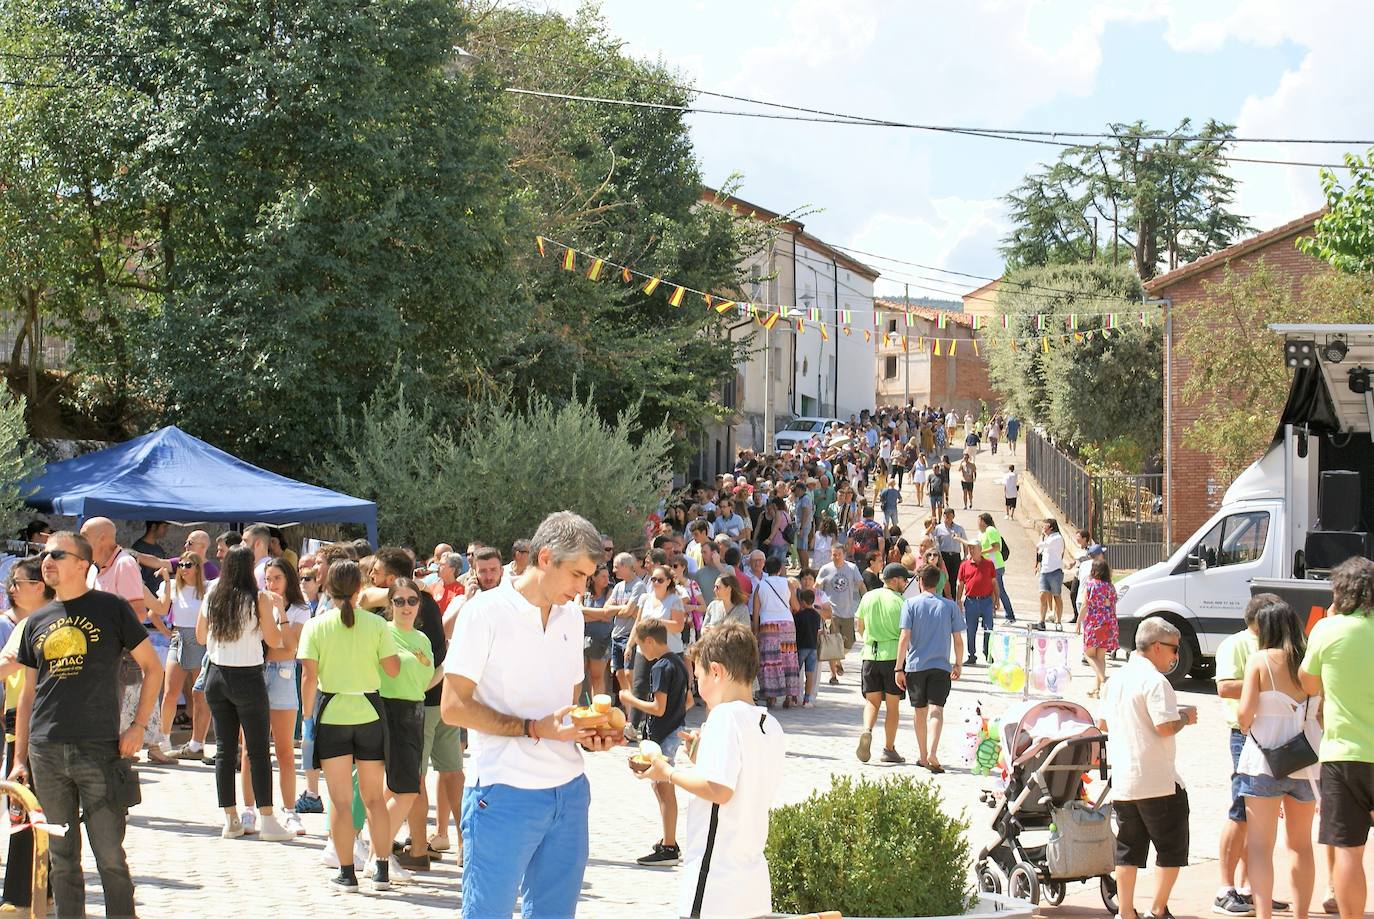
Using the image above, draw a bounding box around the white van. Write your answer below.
[1116,324,1374,684]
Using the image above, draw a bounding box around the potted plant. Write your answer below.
[767,774,1030,919]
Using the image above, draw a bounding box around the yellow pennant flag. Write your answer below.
[561,248,575,271]
[586,258,604,281]
[863,329,871,343]
[934,339,942,356]
[795,318,804,334]
[715,299,735,314]
[843,326,851,336]
[820,323,829,342]
[973,339,980,356]
[668,286,686,307]
[703,294,713,309]
[621,267,632,283]
[1010,339,1018,352]
[642,277,661,295]
[536,236,546,257]
[916,337,923,351]
[761,313,779,331]
[1041,336,1050,353]
[949,339,957,356]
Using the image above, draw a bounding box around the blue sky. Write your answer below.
[540,0,1373,298]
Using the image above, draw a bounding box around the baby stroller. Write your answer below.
[975,700,1118,913]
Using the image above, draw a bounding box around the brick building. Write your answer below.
[872,299,997,412]
[1146,209,1328,544]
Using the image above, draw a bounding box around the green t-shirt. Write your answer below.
[1214,628,1258,730]
[1301,611,1374,762]
[298,607,399,725]
[380,624,435,702]
[980,526,1005,569]
[856,587,905,661]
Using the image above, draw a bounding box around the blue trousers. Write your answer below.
[461,774,590,918]
[995,567,1016,620]
[963,595,994,660]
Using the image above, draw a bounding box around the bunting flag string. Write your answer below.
[533,234,1159,348]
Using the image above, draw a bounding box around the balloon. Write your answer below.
[1005,665,1026,692]
[1031,667,1048,691]
[1045,667,1062,695]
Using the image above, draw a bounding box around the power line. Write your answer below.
[504,87,1357,170]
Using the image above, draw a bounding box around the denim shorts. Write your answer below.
[168,627,206,671]
[1237,771,1316,802]
[263,661,299,711]
[1038,569,1064,594]
[657,730,682,763]
[1228,728,1247,822]
[798,647,818,673]
[610,635,631,672]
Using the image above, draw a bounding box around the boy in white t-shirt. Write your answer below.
[639,621,786,919]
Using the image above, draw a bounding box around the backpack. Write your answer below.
[999,535,1011,560]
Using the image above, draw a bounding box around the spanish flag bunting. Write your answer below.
[668,286,686,307]
[901,335,908,352]
[536,236,546,257]
[642,277,661,295]
[1041,336,1050,353]
[561,248,576,271]
[587,258,604,281]
[702,294,713,310]
[621,267,633,283]
[1010,338,1018,352]
[843,326,851,336]
[761,312,779,330]
[820,323,829,342]
[863,329,871,342]
[1073,332,1083,344]
[714,299,735,314]
[795,318,804,334]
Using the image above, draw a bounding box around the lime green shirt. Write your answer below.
[1214,629,1258,730]
[980,526,1005,569]
[856,587,905,662]
[1301,611,1374,762]
[381,624,435,702]
[298,608,399,725]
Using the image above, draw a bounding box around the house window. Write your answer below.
[884,356,898,379]
[887,318,898,334]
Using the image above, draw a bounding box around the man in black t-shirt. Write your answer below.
[9,530,162,919]
[619,619,691,867]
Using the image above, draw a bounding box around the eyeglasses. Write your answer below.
[602,545,614,553]
[10,579,41,587]
[300,574,316,583]
[392,596,421,607]
[178,561,195,569]
[650,577,668,584]
[39,549,87,563]
[1157,641,1179,654]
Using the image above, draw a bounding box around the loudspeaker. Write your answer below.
[1320,471,1363,531]
[1304,530,1371,571]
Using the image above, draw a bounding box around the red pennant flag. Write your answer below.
[863,329,871,343]
[668,286,686,307]
[621,267,632,283]
[715,299,735,314]
[586,259,604,281]
[703,294,714,310]
[561,248,575,271]
[642,277,661,295]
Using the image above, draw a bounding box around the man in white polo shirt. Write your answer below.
[441,511,619,918]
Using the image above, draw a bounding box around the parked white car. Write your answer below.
[774,416,843,453]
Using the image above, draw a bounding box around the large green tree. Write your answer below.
[985,264,1159,467]
[1002,120,1252,280]
[1299,148,1374,274]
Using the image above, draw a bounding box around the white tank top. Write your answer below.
[1237,654,1320,781]
[203,583,265,667]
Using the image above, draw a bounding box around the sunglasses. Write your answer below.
[1157,641,1179,654]
[300,574,316,583]
[650,577,669,584]
[39,549,87,563]
[178,561,195,569]
[391,596,420,607]
[602,545,614,553]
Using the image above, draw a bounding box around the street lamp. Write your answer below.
[442,46,477,79]
[763,306,805,453]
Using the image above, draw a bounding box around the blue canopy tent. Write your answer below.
[23,425,378,545]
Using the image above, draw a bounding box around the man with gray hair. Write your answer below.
[442,511,620,918]
[1099,617,1198,919]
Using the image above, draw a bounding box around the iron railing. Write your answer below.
[1027,429,1167,570]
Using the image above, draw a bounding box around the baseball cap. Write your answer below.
[881,563,912,581]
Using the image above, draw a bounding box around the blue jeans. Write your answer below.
[964,595,994,660]
[995,567,1016,620]
[461,774,590,918]
[29,740,136,918]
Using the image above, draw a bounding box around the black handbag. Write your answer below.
[1259,696,1319,779]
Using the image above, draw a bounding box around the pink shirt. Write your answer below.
[88,548,147,617]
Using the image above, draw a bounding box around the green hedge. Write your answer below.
[767,774,975,918]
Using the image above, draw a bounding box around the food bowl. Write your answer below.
[628,755,653,774]
[570,707,609,729]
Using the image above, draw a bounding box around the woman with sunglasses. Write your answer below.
[379,578,435,881]
[0,558,52,913]
[299,559,323,613]
[627,566,685,733]
[149,553,209,764]
[197,545,292,841]
[238,558,312,837]
[298,559,401,893]
[904,549,955,602]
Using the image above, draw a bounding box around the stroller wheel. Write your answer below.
[1009,861,1040,905]
[977,864,1003,895]
[1100,874,1119,914]
[1044,881,1066,905]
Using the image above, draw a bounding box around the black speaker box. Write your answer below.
[1320,471,1363,531]
[1305,530,1371,571]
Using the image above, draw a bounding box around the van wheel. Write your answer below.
[1145,616,1196,687]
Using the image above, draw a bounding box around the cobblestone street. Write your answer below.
[30,444,1367,917]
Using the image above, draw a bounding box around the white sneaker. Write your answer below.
[222,812,244,839]
[321,840,341,868]
[388,856,413,882]
[353,837,370,871]
[282,810,305,837]
[239,808,258,835]
[259,813,293,842]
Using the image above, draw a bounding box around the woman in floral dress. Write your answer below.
[1076,557,1119,697]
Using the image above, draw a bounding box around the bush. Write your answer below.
[311,372,673,554]
[767,774,975,918]
[0,387,42,537]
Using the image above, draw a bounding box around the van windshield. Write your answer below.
[782,420,819,433]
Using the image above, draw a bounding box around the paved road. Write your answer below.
[26,443,1370,917]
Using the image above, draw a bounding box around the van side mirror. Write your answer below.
[1184,551,1206,572]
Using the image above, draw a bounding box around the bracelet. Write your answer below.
[131,722,145,731]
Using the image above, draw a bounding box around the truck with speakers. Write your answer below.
[1115,324,1374,685]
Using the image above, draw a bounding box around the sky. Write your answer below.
[539,0,1373,299]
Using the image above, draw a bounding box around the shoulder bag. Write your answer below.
[1258,660,1319,778]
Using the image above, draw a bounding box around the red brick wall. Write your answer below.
[1165,230,1329,542]
[927,328,997,413]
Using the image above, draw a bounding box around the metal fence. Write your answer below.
[1026,429,1167,570]
[0,313,71,371]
